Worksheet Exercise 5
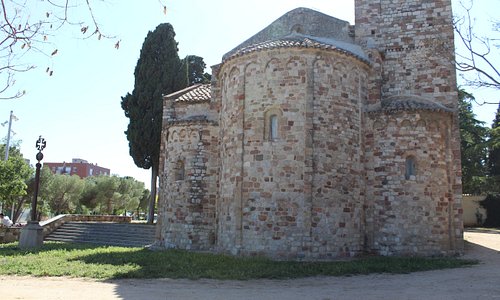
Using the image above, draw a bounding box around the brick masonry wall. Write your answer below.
[355,0,463,255]
[355,0,457,105]
[158,123,219,250]
[217,48,370,258]
[158,87,220,250]
[157,1,463,259]
[364,111,462,255]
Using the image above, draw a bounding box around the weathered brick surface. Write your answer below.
[365,111,457,255]
[157,2,463,259]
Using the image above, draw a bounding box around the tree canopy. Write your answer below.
[459,89,490,194]
[121,23,186,173]
[80,175,145,215]
[183,55,212,85]
[0,155,32,208]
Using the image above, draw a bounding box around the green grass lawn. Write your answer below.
[0,242,477,280]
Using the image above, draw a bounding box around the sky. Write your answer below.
[0,0,498,187]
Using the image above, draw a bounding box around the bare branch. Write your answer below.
[454,0,500,91]
[0,0,118,98]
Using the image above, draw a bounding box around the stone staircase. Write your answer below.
[44,222,156,247]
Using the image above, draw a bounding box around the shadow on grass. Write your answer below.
[0,242,477,280]
[70,247,478,280]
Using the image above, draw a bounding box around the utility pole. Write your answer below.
[2,110,18,161]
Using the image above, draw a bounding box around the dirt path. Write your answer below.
[1,230,499,300]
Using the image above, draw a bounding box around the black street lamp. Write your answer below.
[31,136,46,221]
[19,136,46,248]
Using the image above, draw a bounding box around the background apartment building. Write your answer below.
[44,158,110,178]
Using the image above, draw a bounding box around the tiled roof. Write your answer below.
[222,34,369,64]
[365,95,454,114]
[164,84,211,103]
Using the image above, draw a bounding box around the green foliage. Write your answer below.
[0,144,32,221]
[44,174,85,215]
[0,242,476,280]
[37,167,56,217]
[458,89,490,194]
[137,189,150,213]
[80,176,145,215]
[0,142,22,159]
[480,194,500,227]
[121,23,186,173]
[121,23,189,223]
[183,55,211,85]
[488,104,500,190]
[0,155,32,208]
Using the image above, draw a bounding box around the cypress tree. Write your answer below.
[121,23,187,223]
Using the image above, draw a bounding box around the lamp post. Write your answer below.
[2,110,18,161]
[31,136,46,221]
[19,136,46,249]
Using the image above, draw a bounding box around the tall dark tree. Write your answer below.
[121,23,187,223]
[183,55,211,85]
[458,89,490,194]
[488,104,500,180]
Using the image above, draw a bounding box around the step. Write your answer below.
[45,222,156,247]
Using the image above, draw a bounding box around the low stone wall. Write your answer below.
[0,226,22,243]
[0,215,132,244]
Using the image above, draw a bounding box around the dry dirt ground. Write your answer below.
[1,229,499,300]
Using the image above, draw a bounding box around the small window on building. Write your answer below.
[269,114,278,141]
[175,160,185,181]
[405,156,416,180]
[264,107,283,141]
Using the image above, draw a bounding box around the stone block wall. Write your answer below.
[157,2,463,259]
[0,226,21,243]
[364,111,462,255]
[158,123,219,250]
[310,56,369,257]
[217,48,370,258]
[355,0,457,106]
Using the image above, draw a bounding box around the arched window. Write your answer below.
[269,114,278,141]
[175,160,185,181]
[405,156,416,180]
[264,107,282,141]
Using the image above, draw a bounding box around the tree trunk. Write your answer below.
[12,197,26,223]
[147,167,158,224]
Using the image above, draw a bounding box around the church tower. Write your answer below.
[355,0,457,107]
[356,0,464,255]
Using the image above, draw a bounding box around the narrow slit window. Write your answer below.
[405,157,416,180]
[270,114,278,141]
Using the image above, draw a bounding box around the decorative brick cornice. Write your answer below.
[222,34,370,65]
[364,95,454,114]
[166,118,218,126]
